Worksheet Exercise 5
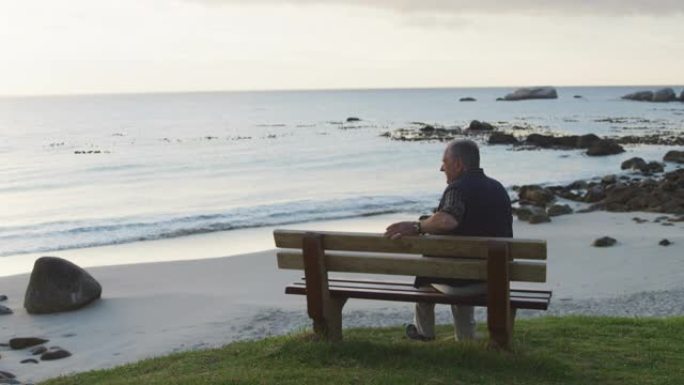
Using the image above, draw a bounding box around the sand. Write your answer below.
[0,212,682,383]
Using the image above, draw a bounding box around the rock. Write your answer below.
[21,358,39,364]
[663,150,684,163]
[459,97,476,102]
[645,161,664,174]
[10,338,49,350]
[622,91,654,101]
[0,305,12,315]
[621,157,647,171]
[574,95,583,99]
[659,239,672,246]
[345,117,361,122]
[593,236,617,247]
[518,185,555,205]
[680,90,684,101]
[467,120,495,131]
[488,132,518,145]
[502,87,558,101]
[602,175,617,185]
[586,139,625,156]
[584,185,606,203]
[514,206,546,221]
[577,134,601,148]
[30,346,47,355]
[528,213,551,224]
[547,204,573,217]
[0,371,15,379]
[41,348,72,361]
[24,256,102,314]
[652,88,676,102]
[0,295,6,301]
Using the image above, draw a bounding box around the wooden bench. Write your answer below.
[274,229,551,349]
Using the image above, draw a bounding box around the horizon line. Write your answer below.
[1,83,683,99]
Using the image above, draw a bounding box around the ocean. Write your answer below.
[1,86,682,258]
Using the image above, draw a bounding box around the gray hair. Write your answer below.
[446,139,480,170]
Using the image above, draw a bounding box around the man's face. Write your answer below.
[440,149,464,184]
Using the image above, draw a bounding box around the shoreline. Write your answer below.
[0,211,682,383]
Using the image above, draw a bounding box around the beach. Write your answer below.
[1,211,682,383]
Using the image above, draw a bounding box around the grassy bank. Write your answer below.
[43,316,684,385]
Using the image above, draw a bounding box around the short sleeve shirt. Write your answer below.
[436,184,465,223]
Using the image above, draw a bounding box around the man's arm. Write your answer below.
[383,212,458,240]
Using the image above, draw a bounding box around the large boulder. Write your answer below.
[621,157,648,171]
[622,91,654,101]
[502,87,558,101]
[652,88,676,102]
[586,140,625,156]
[664,150,684,163]
[518,185,555,205]
[24,257,102,314]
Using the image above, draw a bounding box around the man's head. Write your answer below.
[440,139,480,184]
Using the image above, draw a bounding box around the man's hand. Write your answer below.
[384,221,419,240]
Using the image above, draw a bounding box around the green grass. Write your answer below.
[42,316,684,385]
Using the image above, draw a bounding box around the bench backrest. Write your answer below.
[274,229,547,283]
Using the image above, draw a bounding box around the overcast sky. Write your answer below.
[1,0,682,96]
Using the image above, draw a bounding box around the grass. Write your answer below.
[42,316,684,385]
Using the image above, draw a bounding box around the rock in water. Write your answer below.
[652,88,676,102]
[547,204,573,217]
[24,256,102,314]
[41,348,72,361]
[30,346,47,355]
[467,120,495,131]
[621,157,647,171]
[659,239,672,246]
[586,140,625,156]
[663,150,684,164]
[680,90,684,101]
[459,97,476,102]
[21,358,39,364]
[593,236,617,247]
[488,132,518,145]
[345,117,361,122]
[502,87,558,101]
[622,91,654,101]
[0,305,12,315]
[10,338,49,350]
[0,294,7,301]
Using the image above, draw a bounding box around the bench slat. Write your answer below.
[274,229,547,260]
[278,251,547,283]
[285,284,551,310]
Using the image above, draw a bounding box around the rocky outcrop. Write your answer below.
[488,132,518,145]
[10,338,48,350]
[652,88,677,102]
[585,139,625,156]
[621,157,664,173]
[466,120,495,131]
[501,87,558,101]
[518,185,555,206]
[664,150,684,163]
[622,88,679,102]
[622,91,654,101]
[603,170,684,214]
[459,97,476,102]
[523,133,600,149]
[24,257,102,314]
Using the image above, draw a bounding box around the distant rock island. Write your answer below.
[499,87,558,101]
[621,88,684,103]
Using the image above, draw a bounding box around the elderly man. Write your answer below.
[384,139,512,341]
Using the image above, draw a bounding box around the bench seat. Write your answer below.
[286,278,552,310]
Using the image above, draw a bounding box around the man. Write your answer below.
[384,139,512,341]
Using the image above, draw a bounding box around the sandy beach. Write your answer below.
[0,211,682,383]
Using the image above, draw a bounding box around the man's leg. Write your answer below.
[450,305,476,341]
[413,302,436,338]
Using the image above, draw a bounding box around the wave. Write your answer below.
[0,195,436,257]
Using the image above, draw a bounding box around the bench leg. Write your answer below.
[509,308,517,335]
[312,296,347,341]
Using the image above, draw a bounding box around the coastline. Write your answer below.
[0,211,682,383]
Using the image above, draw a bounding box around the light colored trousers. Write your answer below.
[414,283,486,340]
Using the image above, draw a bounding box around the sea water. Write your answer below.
[1,86,682,257]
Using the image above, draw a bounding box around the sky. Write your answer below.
[0,0,683,96]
